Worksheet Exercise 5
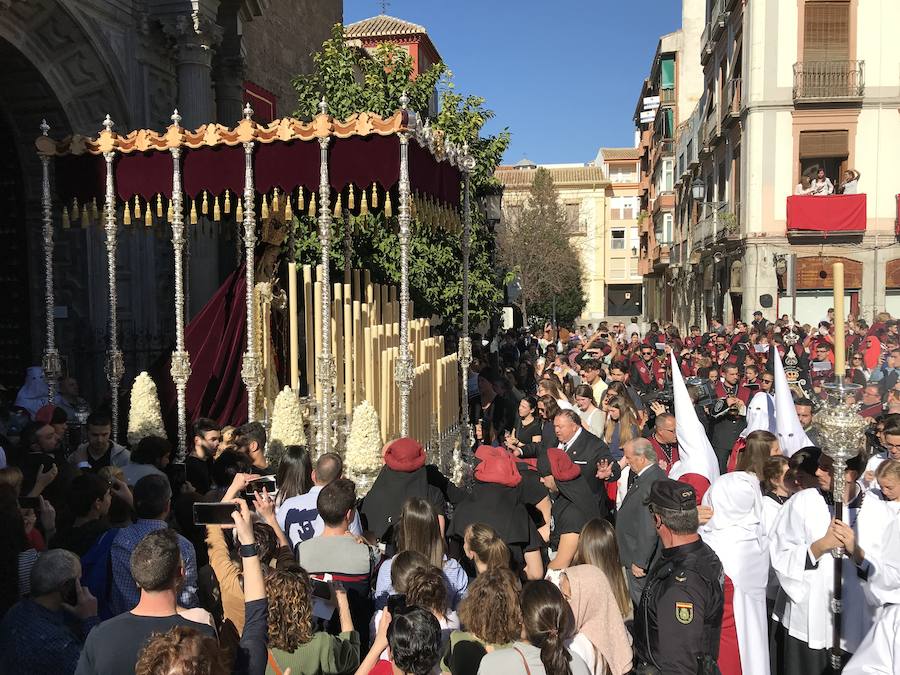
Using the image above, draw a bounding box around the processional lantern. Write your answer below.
[36,95,474,462]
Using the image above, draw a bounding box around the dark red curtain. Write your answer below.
[158,266,249,435]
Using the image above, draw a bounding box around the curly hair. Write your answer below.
[405,565,449,616]
[388,605,442,675]
[457,568,522,644]
[265,567,313,652]
[135,626,226,675]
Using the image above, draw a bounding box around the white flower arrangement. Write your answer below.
[127,371,166,447]
[344,400,384,476]
[268,386,306,464]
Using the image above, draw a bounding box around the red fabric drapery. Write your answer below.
[786,194,866,233]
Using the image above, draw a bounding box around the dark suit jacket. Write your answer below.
[616,463,666,570]
[563,428,620,497]
[520,420,558,459]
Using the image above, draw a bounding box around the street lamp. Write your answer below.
[691,178,706,202]
[478,187,504,365]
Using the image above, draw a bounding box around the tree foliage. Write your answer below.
[498,168,586,326]
[290,25,510,329]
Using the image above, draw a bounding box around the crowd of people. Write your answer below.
[0,308,898,674]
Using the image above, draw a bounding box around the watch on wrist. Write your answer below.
[238,543,259,558]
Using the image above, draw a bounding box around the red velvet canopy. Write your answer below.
[40,110,462,211]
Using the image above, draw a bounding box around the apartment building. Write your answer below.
[633,0,704,323]
[672,0,900,328]
[496,161,611,322]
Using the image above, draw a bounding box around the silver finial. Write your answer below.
[171,109,182,127]
[40,119,50,136]
[243,102,254,120]
[400,91,409,110]
[102,114,114,133]
[318,97,328,115]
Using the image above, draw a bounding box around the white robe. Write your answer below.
[769,487,873,652]
[844,508,900,674]
[700,472,770,675]
[856,490,900,606]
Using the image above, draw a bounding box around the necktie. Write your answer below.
[627,471,638,491]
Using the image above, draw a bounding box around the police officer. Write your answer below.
[634,478,724,675]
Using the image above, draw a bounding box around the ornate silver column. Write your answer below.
[316,98,335,456]
[169,110,192,462]
[38,120,61,400]
[101,115,125,441]
[239,103,262,422]
[396,92,414,437]
[458,146,476,454]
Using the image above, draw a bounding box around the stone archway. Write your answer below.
[0,0,130,389]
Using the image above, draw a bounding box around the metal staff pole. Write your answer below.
[101,115,124,441]
[239,103,262,423]
[169,110,192,463]
[458,144,476,457]
[316,98,335,456]
[396,92,414,438]
[38,120,62,401]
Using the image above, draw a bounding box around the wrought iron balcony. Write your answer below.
[793,61,864,102]
[690,201,737,249]
[723,78,742,125]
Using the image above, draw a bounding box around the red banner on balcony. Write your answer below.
[786,194,866,234]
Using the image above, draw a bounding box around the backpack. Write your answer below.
[81,528,117,620]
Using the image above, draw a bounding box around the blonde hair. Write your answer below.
[876,459,900,484]
[604,396,639,445]
[0,467,23,495]
[464,523,510,571]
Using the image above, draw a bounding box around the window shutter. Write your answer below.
[799,130,849,158]
[803,1,850,62]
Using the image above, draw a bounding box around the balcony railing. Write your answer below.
[660,88,676,105]
[690,201,738,249]
[701,110,719,149]
[701,0,729,64]
[724,78,742,122]
[793,61,864,101]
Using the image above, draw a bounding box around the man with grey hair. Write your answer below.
[552,409,619,507]
[0,549,98,674]
[616,438,667,605]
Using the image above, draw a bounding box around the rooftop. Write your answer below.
[601,147,641,161]
[345,14,428,38]
[495,164,608,188]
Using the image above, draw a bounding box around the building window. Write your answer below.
[803,1,850,62]
[610,258,626,279]
[799,129,849,187]
[654,213,673,245]
[565,203,583,233]
[611,229,625,250]
[608,163,637,183]
[629,258,639,277]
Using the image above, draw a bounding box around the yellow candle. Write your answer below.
[833,262,845,377]
[288,263,299,391]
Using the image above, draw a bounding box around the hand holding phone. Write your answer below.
[193,501,240,525]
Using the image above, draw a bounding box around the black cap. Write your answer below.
[753,311,763,317]
[644,478,696,511]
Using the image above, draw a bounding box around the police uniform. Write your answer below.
[634,479,725,675]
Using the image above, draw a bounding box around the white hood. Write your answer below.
[668,351,721,485]
[772,345,813,456]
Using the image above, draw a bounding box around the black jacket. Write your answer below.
[561,428,621,497]
[615,463,666,569]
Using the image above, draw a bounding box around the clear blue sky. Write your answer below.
[344,0,683,165]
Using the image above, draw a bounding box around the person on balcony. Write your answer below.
[809,168,834,195]
[840,169,861,195]
[794,175,814,195]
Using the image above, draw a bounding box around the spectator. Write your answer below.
[76,528,215,675]
[810,169,834,195]
[134,500,269,675]
[0,548,98,675]
[185,418,221,494]
[121,436,171,487]
[374,496,467,610]
[69,412,130,471]
[442,568,523,674]
[265,566,360,674]
[602,397,640,462]
[478,579,590,675]
[794,175,813,195]
[357,605,443,675]
[277,452,362,552]
[508,395,542,451]
[840,169,860,194]
[274,444,313,508]
[463,522,511,573]
[109,475,199,615]
[234,422,272,475]
[208,449,254,500]
[51,472,131,556]
[573,385,605,438]
[572,518,632,620]
[516,395,561,460]
[0,484,38,617]
[561,565,633,674]
[734,430,781,479]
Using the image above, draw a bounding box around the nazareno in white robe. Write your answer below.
[700,471,771,675]
[844,500,900,674]
[769,485,873,653]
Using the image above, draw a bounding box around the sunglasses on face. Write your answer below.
[761,379,773,384]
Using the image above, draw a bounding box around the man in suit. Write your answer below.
[616,437,667,606]
[552,410,620,503]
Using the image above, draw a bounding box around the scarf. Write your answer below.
[564,565,634,674]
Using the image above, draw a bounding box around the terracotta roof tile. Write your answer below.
[495,165,608,188]
[600,147,641,161]
[345,15,428,38]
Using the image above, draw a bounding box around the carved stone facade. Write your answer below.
[0,0,338,396]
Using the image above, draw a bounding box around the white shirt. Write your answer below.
[563,427,583,452]
[276,485,362,552]
[810,177,834,195]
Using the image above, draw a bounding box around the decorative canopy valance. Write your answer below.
[36,109,462,211]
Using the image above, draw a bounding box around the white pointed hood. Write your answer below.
[772,344,813,456]
[669,351,721,485]
[740,391,777,439]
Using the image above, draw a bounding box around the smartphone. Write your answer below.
[245,476,277,498]
[192,502,240,525]
[18,496,40,510]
